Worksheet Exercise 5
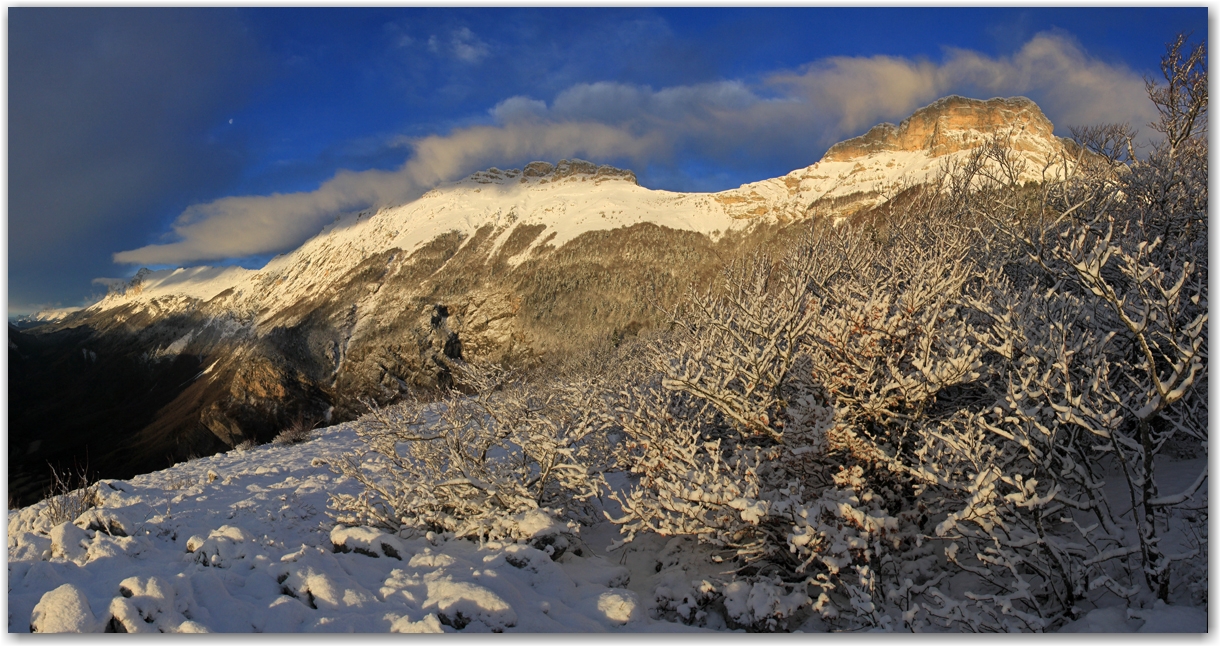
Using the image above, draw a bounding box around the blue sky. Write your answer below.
[7,7,1208,314]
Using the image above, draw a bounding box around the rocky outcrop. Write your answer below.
[464,159,638,187]
[823,96,1057,162]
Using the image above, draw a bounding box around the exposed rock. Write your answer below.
[522,161,555,177]
[200,403,247,447]
[554,158,598,176]
[823,96,1056,162]
[470,158,638,186]
[720,95,1078,221]
[49,522,89,562]
[74,509,133,537]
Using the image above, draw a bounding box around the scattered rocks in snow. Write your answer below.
[98,479,133,493]
[331,525,405,560]
[272,546,379,612]
[17,415,1199,634]
[593,590,642,625]
[74,508,132,537]
[499,543,560,573]
[389,614,445,633]
[510,509,578,560]
[10,531,52,561]
[421,575,517,632]
[8,423,698,634]
[109,575,208,633]
[187,525,257,568]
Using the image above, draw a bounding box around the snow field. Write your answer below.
[7,422,698,633]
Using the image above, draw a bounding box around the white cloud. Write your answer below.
[509,32,1156,160]
[450,27,489,64]
[115,32,1158,267]
[940,33,1156,134]
[424,27,489,64]
[489,96,548,123]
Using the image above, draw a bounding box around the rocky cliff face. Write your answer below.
[12,95,1080,505]
[823,96,1058,161]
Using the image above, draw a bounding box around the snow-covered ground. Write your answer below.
[7,415,1206,633]
[7,420,707,633]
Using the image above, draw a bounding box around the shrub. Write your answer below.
[42,464,100,527]
[274,415,318,446]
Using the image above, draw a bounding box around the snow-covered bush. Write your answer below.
[234,439,257,452]
[927,34,1207,622]
[882,37,1205,629]
[329,360,602,544]
[604,35,1207,632]
[605,211,996,629]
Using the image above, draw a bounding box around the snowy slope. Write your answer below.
[12,95,1204,634]
[8,413,1206,633]
[7,418,703,633]
[110,266,254,303]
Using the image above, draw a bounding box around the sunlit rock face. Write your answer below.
[824,96,1058,161]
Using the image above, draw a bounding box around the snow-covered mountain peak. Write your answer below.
[717,96,1071,222]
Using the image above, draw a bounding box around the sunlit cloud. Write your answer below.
[114,32,1158,267]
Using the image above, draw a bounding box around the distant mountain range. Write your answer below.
[10,95,1079,505]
